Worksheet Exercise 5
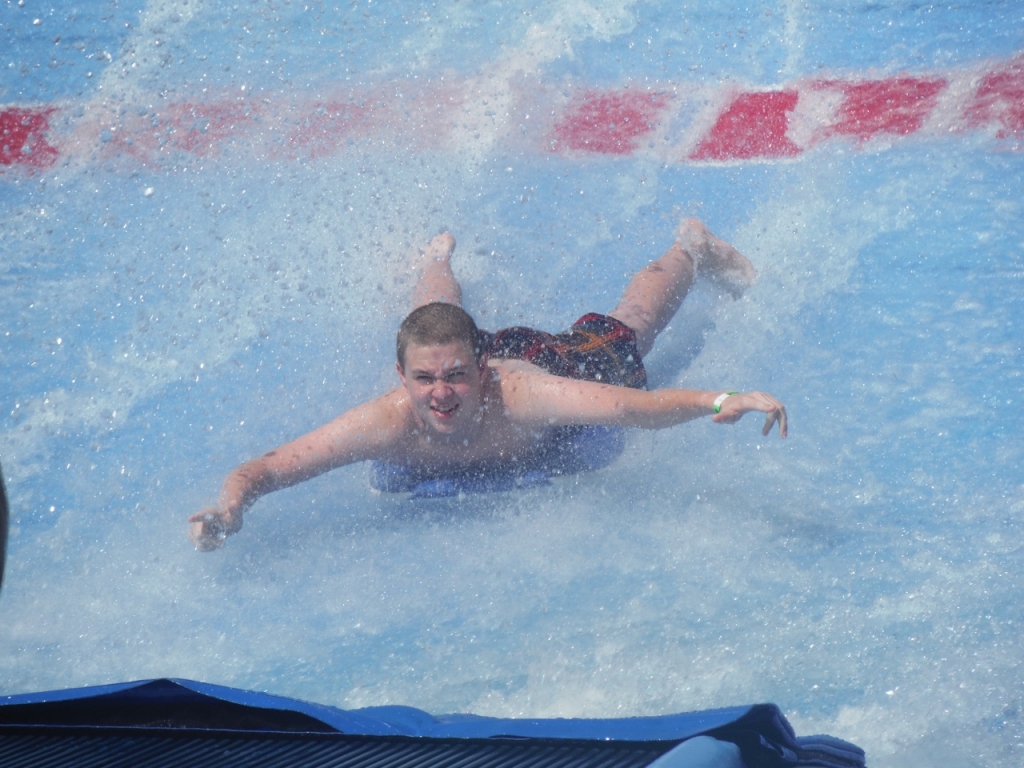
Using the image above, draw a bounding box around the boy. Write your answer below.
[189,220,786,551]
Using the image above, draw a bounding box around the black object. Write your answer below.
[0,678,866,768]
[0,460,7,595]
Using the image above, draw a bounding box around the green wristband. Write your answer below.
[713,391,738,414]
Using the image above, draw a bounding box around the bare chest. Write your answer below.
[400,417,551,473]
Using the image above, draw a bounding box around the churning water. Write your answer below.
[2,1,1023,766]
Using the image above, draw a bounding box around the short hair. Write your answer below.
[396,302,484,367]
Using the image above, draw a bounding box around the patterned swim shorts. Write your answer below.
[482,312,647,390]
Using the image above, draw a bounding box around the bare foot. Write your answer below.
[676,218,756,297]
[419,232,456,266]
[410,232,462,307]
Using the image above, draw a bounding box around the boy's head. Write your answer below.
[396,303,488,437]
[396,302,484,369]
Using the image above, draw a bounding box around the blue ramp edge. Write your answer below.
[0,678,865,768]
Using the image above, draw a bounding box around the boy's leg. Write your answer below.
[608,239,696,359]
[410,233,462,309]
[609,219,755,358]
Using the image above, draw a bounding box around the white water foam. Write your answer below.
[3,2,1024,767]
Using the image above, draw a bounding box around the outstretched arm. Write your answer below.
[502,371,787,437]
[188,390,407,551]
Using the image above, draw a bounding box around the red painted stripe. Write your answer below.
[165,102,262,155]
[817,76,947,140]
[0,107,59,168]
[95,100,267,165]
[1,52,1021,174]
[963,55,1024,139]
[552,90,670,155]
[689,90,801,161]
[285,101,376,159]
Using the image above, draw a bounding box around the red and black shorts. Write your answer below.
[482,313,647,390]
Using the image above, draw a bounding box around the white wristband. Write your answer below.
[713,391,737,414]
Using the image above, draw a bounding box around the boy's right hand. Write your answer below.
[188,506,241,552]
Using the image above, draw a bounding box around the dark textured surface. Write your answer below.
[0,461,7,595]
[0,726,673,768]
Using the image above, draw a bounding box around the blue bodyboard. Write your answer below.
[370,425,626,498]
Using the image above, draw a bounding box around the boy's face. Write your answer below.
[397,341,486,437]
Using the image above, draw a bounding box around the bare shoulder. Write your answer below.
[489,359,552,401]
[303,387,416,463]
[488,358,547,377]
[340,387,415,438]
[490,360,594,395]
[490,362,646,429]
[489,361,596,426]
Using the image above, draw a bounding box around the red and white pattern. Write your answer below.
[2,53,1021,173]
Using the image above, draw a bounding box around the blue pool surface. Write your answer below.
[2,1,1023,766]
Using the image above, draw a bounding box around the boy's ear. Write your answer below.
[396,360,406,382]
